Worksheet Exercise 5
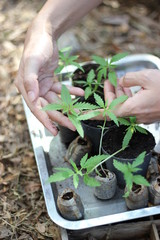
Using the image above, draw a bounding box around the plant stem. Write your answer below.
[98,116,107,155]
[89,147,124,175]
[94,115,107,176]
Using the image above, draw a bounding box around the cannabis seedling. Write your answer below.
[46,92,128,188]
[118,116,148,149]
[54,46,84,78]
[92,52,128,87]
[93,93,128,154]
[74,69,104,100]
[47,149,123,189]
[42,85,100,138]
[113,151,150,197]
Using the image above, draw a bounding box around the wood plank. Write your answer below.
[150,224,160,240]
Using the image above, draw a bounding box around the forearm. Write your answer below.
[36,0,102,39]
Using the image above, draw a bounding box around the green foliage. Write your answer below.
[43,85,100,137]
[47,153,108,189]
[54,46,83,75]
[93,93,128,155]
[83,154,109,173]
[94,93,128,126]
[92,52,128,87]
[118,116,148,149]
[73,52,129,99]
[47,146,125,189]
[74,69,104,100]
[113,151,150,197]
[45,51,151,196]
[110,52,129,64]
[83,174,101,187]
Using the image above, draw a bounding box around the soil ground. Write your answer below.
[0,0,160,239]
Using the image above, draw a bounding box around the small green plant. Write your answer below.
[113,151,150,197]
[47,149,123,189]
[93,93,128,154]
[42,85,100,138]
[74,69,104,100]
[54,46,84,78]
[92,52,128,87]
[118,116,148,149]
[46,93,128,188]
[74,52,129,100]
[45,51,151,195]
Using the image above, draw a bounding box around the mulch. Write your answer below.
[0,0,159,239]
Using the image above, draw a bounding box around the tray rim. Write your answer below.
[23,54,160,230]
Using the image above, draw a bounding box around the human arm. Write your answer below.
[15,0,102,135]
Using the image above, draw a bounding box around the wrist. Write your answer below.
[35,0,102,40]
[35,1,65,40]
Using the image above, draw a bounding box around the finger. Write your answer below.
[113,90,148,119]
[24,57,40,102]
[51,82,84,96]
[123,87,132,97]
[15,77,59,136]
[41,98,76,131]
[119,71,148,88]
[104,80,116,105]
[24,92,59,135]
[115,79,126,97]
[39,77,54,97]
[34,99,60,135]
[44,90,60,104]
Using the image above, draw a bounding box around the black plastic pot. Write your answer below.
[102,125,156,188]
[125,184,148,210]
[57,188,84,220]
[81,120,115,155]
[149,176,160,205]
[94,169,117,200]
[72,63,99,90]
[58,124,78,147]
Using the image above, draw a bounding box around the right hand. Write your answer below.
[15,17,84,135]
[104,69,160,124]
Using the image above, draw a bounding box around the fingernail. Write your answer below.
[28,91,36,102]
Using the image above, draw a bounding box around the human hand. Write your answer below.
[104,69,160,124]
[15,17,84,135]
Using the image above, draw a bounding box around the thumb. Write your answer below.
[24,57,40,102]
[119,71,148,89]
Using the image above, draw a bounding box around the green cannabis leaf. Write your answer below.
[77,111,101,121]
[47,153,112,189]
[121,117,148,149]
[55,46,83,75]
[43,85,100,138]
[68,114,84,137]
[82,69,103,100]
[93,93,128,154]
[83,174,101,187]
[83,154,108,173]
[113,151,150,197]
[110,52,129,64]
[47,168,74,183]
[92,52,129,87]
[94,93,105,108]
[94,93,128,126]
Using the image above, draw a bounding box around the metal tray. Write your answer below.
[23,54,160,230]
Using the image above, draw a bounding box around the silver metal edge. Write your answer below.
[61,54,160,72]
[22,54,160,230]
[116,53,160,68]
